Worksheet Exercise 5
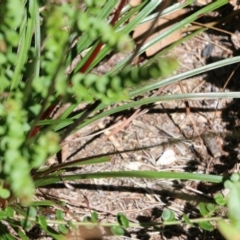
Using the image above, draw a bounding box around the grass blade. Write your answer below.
[35,170,224,187]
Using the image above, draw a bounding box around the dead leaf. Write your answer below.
[132,8,189,56]
[129,0,143,7]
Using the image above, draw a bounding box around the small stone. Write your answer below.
[156,148,177,166]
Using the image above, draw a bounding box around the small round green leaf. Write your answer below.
[110,225,125,236]
[68,221,77,230]
[214,193,227,206]
[224,180,233,190]
[148,64,160,79]
[117,213,129,228]
[38,215,47,229]
[161,209,175,221]
[21,219,32,229]
[27,206,37,218]
[83,216,94,229]
[182,214,194,227]
[4,207,14,218]
[91,211,98,223]
[0,188,10,199]
[83,216,91,222]
[56,209,64,220]
[158,57,178,77]
[139,67,151,80]
[59,201,66,207]
[231,173,240,183]
[58,224,68,234]
[198,202,209,217]
[199,221,214,231]
[0,210,8,220]
[206,203,216,213]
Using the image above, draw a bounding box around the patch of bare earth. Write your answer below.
[35,3,240,240]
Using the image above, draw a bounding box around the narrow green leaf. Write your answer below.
[0,222,15,240]
[33,0,40,79]
[0,210,8,221]
[113,1,146,29]
[11,0,36,89]
[143,28,205,68]
[33,156,110,182]
[11,204,27,217]
[84,0,160,73]
[31,200,55,207]
[129,56,240,97]
[18,229,30,240]
[110,0,228,74]
[135,0,194,26]
[75,91,240,136]
[34,170,223,188]
[74,0,119,71]
[37,118,73,127]
[38,215,66,240]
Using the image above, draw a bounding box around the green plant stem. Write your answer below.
[14,214,226,228]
